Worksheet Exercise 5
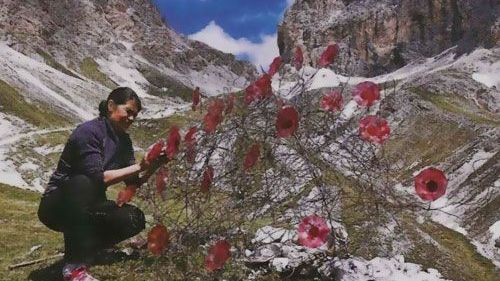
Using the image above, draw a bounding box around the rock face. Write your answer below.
[279,0,499,76]
[0,0,256,98]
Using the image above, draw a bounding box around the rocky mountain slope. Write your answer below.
[0,0,256,121]
[279,0,499,77]
[0,0,498,280]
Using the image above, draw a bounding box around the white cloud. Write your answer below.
[286,0,295,7]
[188,21,279,71]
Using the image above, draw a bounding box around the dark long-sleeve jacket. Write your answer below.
[45,117,136,194]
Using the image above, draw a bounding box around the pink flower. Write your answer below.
[320,90,343,112]
[293,46,304,71]
[116,185,137,207]
[204,99,225,133]
[184,127,197,145]
[318,44,339,67]
[165,126,181,159]
[201,166,214,193]
[146,140,165,162]
[205,240,231,272]
[276,106,299,138]
[414,167,448,201]
[243,143,260,171]
[359,115,390,144]
[147,224,170,256]
[297,215,330,248]
[268,56,282,76]
[352,81,380,107]
[244,74,273,105]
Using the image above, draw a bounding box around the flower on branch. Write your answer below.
[320,90,343,112]
[293,46,304,71]
[192,87,201,111]
[352,81,380,107]
[268,56,282,76]
[244,74,273,105]
[116,184,137,207]
[276,106,299,138]
[205,240,231,272]
[165,126,181,159]
[147,224,170,256]
[243,143,261,171]
[204,99,225,133]
[297,215,330,248]
[318,44,339,67]
[359,115,390,144]
[414,167,448,201]
[146,140,165,162]
[201,165,214,193]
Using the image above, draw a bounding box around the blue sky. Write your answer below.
[152,0,295,69]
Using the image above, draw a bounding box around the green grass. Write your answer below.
[411,87,500,126]
[79,58,118,89]
[138,66,193,102]
[0,184,63,281]
[0,80,71,128]
[36,49,81,79]
[382,114,475,180]
[403,216,499,281]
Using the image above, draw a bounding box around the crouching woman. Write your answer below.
[38,87,160,281]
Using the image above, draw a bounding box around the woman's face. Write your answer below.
[108,99,139,132]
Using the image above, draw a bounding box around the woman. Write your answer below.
[38,87,161,281]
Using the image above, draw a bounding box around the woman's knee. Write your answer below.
[125,205,146,234]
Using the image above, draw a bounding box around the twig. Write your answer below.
[8,253,64,270]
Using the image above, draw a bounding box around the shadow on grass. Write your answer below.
[28,250,141,281]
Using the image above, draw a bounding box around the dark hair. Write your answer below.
[98,87,142,117]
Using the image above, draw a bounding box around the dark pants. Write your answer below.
[38,175,145,263]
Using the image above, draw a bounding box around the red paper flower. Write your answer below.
[276,106,299,138]
[205,240,231,272]
[165,126,181,159]
[297,215,330,248]
[318,44,339,67]
[244,74,273,105]
[146,140,165,162]
[156,167,168,197]
[243,143,260,171]
[359,115,390,144]
[268,56,282,76]
[414,167,448,201]
[352,81,380,107]
[225,93,236,115]
[116,185,137,207]
[192,87,201,111]
[294,46,304,71]
[201,165,214,193]
[184,127,196,144]
[147,224,170,256]
[204,99,225,133]
[320,90,343,112]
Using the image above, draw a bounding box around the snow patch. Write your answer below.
[327,255,450,281]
